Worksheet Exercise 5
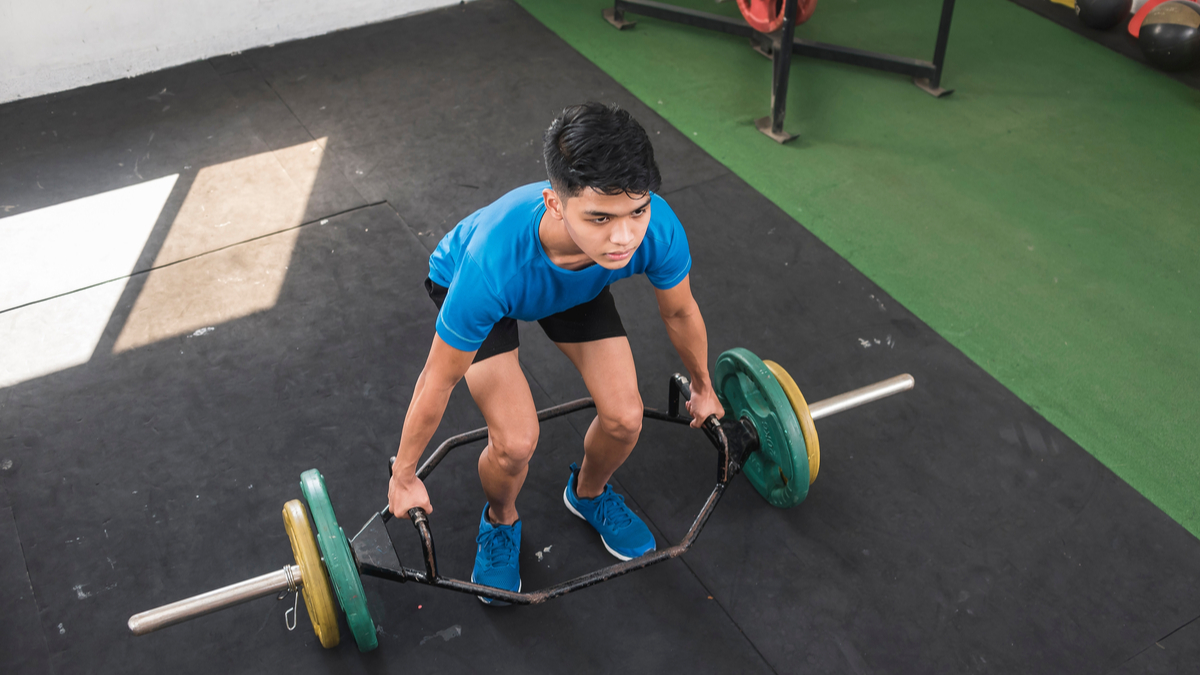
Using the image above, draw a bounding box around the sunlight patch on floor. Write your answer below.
[113,138,326,353]
[0,176,177,388]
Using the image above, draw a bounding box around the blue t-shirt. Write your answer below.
[428,181,691,352]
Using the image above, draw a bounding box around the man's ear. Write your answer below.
[543,188,565,220]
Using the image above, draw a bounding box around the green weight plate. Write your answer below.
[714,348,810,508]
[300,469,378,652]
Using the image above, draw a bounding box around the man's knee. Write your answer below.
[487,426,539,475]
[599,402,643,445]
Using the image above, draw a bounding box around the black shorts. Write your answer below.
[425,278,627,363]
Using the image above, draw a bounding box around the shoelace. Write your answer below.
[593,488,634,530]
[478,525,519,568]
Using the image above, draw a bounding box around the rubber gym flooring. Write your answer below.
[0,0,1197,673]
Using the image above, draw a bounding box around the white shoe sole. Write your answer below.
[563,486,655,562]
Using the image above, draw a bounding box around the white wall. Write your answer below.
[0,0,468,104]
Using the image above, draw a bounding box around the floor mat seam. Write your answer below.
[1104,611,1200,673]
[659,168,733,198]
[0,201,387,317]
[6,506,54,671]
[377,200,436,256]
[234,59,375,208]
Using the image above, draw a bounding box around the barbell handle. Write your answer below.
[127,564,302,636]
[673,373,693,402]
[671,373,723,433]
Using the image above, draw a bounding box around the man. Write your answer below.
[387,102,724,601]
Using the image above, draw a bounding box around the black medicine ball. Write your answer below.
[1075,0,1134,30]
[1139,1,1200,71]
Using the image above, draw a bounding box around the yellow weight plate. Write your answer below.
[283,500,340,648]
[763,360,820,485]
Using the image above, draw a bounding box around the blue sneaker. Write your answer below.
[563,463,656,561]
[470,504,521,605]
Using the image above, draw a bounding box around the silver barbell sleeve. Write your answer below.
[808,374,914,421]
[128,564,302,636]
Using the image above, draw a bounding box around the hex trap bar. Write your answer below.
[128,371,914,634]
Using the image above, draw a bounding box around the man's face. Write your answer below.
[545,187,651,270]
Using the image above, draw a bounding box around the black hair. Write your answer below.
[543,102,661,199]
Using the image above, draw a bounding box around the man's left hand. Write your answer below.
[685,380,725,429]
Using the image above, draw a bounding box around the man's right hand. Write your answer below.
[388,471,433,519]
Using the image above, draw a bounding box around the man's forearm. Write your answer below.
[393,371,455,476]
[662,308,712,388]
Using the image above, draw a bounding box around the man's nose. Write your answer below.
[611,219,635,246]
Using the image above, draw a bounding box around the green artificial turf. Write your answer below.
[514,0,1200,537]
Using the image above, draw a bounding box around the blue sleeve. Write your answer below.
[435,255,507,352]
[645,198,692,290]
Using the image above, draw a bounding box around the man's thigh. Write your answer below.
[555,337,642,416]
[463,348,539,446]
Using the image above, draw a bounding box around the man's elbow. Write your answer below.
[418,361,467,396]
[660,302,699,322]
[427,366,466,394]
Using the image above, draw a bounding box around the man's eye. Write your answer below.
[633,208,647,216]
[593,217,609,224]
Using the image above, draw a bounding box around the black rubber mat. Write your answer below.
[1,1,1198,673]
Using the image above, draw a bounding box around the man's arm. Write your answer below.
[388,334,476,518]
[653,275,725,427]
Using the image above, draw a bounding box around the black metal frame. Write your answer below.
[350,374,755,605]
[603,0,957,143]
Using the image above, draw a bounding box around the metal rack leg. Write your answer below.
[914,0,956,97]
[755,0,800,143]
[602,5,636,30]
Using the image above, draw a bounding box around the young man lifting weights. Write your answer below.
[387,102,724,600]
